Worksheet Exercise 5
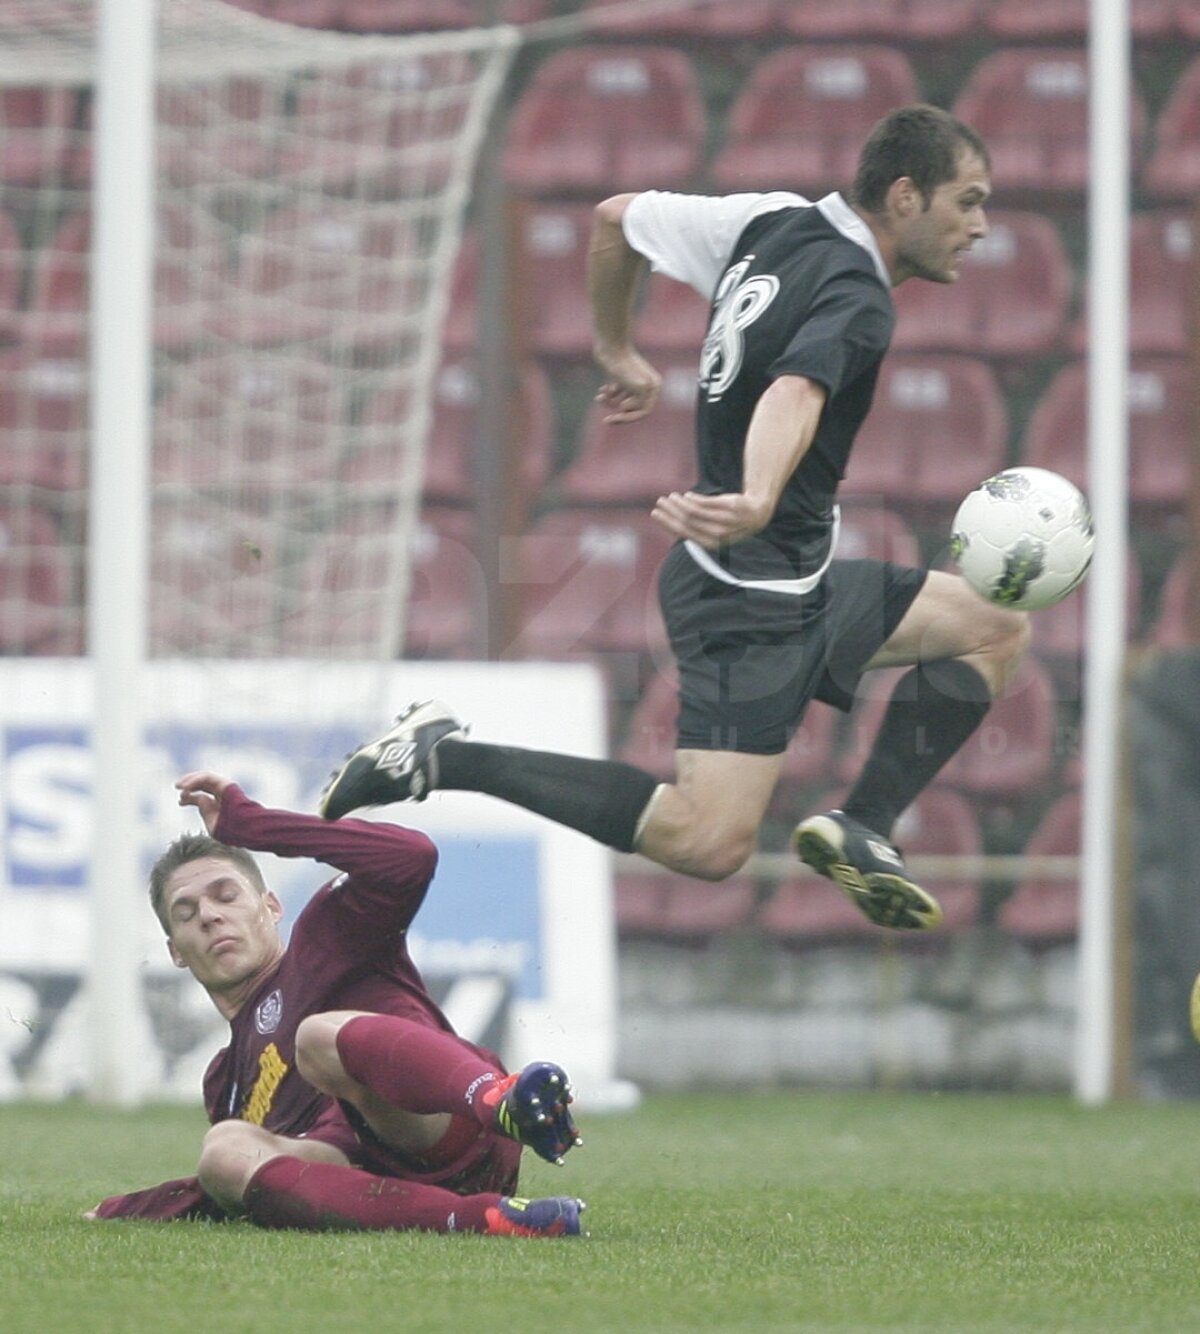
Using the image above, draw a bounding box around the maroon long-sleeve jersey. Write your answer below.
[95,787,462,1221]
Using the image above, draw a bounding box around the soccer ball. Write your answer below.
[949,466,1094,611]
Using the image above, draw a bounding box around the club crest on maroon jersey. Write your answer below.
[255,988,284,1035]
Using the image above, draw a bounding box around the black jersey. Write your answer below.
[625,191,895,584]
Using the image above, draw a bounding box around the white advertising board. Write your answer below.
[0,659,621,1107]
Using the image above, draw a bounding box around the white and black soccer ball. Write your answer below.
[950,466,1094,611]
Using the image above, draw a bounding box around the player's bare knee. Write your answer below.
[196,1120,267,1208]
[294,1012,352,1096]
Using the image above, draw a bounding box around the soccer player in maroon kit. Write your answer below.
[86,770,585,1238]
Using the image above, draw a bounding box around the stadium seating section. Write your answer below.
[1020,357,1191,524]
[353,356,555,506]
[558,358,698,506]
[952,47,1146,201]
[614,872,758,944]
[998,789,1081,946]
[1069,211,1194,357]
[505,46,706,195]
[709,46,922,195]
[510,506,673,661]
[890,210,1071,357]
[841,354,1008,517]
[1143,53,1200,201]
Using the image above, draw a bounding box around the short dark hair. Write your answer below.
[851,104,989,214]
[149,832,267,932]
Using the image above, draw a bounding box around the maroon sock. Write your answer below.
[335,1013,504,1129]
[243,1156,499,1233]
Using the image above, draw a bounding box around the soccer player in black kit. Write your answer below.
[87,771,584,1237]
[320,105,1031,933]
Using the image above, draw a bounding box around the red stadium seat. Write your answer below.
[953,48,1146,200]
[835,666,906,786]
[939,656,1059,799]
[505,46,706,196]
[559,359,697,506]
[214,202,421,350]
[519,203,595,358]
[583,0,778,37]
[1070,211,1195,357]
[0,501,82,654]
[1143,55,1200,202]
[843,355,1008,514]
[0,345,88,491]
[835,503,921,566]
[22,205,231,356]
[710,46,921,195]
[1020,357,1191,522]
[838,658,1059,800]
[614,873,758,944]
[633,272,710,354]
[998,789,1081,946]
[150,498,289,655]
[0,208,24,344]
[154,352,343,490]
[511,507,673,663]
[286,505,485,659]
[983,0,1174,39]
[0,86,77,187]
[352,357,555,506]
[891,210,1071,357]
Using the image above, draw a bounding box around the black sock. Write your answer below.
[435,740,660,854]
[842,660,992,840]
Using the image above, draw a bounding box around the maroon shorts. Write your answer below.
[302,1100,521,1197]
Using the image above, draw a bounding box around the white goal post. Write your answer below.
[2,0,531,1103]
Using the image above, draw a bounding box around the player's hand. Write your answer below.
[651,491,772,549]
[593,347,662,423]
[175,771,233,835]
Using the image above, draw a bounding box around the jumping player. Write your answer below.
[319,105,1030,932]
[87,770,584,1238]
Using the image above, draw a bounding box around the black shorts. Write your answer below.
[658,544,927,755]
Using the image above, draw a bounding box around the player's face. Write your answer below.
[163,856,283,995]
[895,149,991,284]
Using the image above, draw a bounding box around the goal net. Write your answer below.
[0,0,517,663]
[0,3,640,1108]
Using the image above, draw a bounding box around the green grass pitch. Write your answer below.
[3,1091,1199,1332]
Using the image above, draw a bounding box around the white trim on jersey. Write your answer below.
[621,190,891,299]
[683,505,841,597]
